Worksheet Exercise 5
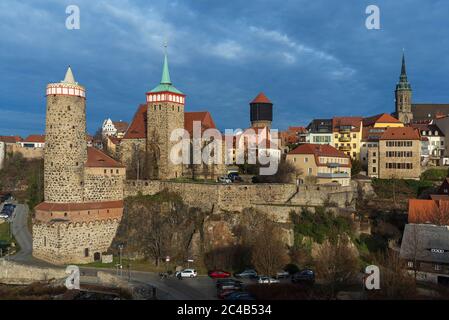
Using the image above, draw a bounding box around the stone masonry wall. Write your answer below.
[44,94,87,203]
[147,101,184,180]
[124,180,356,213]
[33,219,120,265]
[83,167,125,202]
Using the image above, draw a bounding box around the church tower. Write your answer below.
[44,67,87,202]
[146,51,186,179]
[395,52,413,124]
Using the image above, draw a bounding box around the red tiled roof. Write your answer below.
[408,199,449,225]
[288,143,351,167]
[85,147,124,168]
[35,200,124,212]
[23,135,45,143]
[184,111,216,135]
[0,136,22,143]
[251,92,272,104]
[108,136,121,145]
[123,104,147,139]
[380,127,420,140]
[332,117,362,132]
[288,126,307,134]
[363,113,401,127]
[112,121,129,133]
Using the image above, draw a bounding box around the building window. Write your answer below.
[407,261,413,268]
[67,106,71,111]
[372,167,376,173]
[104,169,107,174]
[84,248,89,257]
[308,168,312,175]
[116,169,119,174]
[304,157,308,163]
[435,264,442,271]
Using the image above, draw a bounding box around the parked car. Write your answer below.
[175,269,198,278]
[216,278,242,287]
[276,270,290,279]
[208,270,231,279]
[257,276,280,284]
[292,269,315,284]
[228,173,243,182]
[0,214,9,219]
[218,176,232,184]
[235,269,258,279]
[217,279,243,291]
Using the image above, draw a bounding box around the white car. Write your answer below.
[176,269,198,278]
[218,176,232,184]
[0,214,8,219]
[257,276,280,284]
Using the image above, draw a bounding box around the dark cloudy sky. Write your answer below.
[1,0,449,137]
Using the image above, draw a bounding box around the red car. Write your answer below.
[208,270,231,279]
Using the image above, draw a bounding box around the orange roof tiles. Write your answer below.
[184,111,216,135]
[35,200,124,212]
[251,92,272,104]
[363,113,401,127]
[380,127,420,140]
[23,135,45,143]
[0,136,22,143]
[332,117,362,132]
[123,104,147,139]
[85,147,124,168]
[112,121,129,133]
[288,143,351,168]
[408,199,449,225]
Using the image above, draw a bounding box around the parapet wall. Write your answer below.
[124,180,356,212]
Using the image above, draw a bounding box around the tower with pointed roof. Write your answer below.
[33,67,125,265]
[146,50,186,179]
[250,92,273,129]
[395,52,413,124]
[44,66,87,202]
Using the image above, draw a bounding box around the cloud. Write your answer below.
[207,40,243,60]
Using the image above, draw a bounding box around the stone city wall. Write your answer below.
[33,218,120,265]
[0,259,66,285]
[124,180,356,213]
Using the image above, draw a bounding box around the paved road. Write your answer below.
[6,203,218,299]
[81,267,218,300]
[10,203,33,262]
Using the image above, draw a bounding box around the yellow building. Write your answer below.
[287,143,351,186]
[332,117,363,160]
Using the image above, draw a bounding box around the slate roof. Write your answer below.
[412,104,449,121]
[400,224,449,264]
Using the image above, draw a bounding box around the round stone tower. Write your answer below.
[250,92,273,129]
[44,67,87,203]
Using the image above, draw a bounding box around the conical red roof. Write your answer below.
[251,92,272,104]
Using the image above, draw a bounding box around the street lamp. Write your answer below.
[118,244,124,276]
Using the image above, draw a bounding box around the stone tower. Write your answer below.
[146,52,186,179]
[44,67,87,202]
[250,92,273,129]
[395,53,413,124]
[33,67,125,265]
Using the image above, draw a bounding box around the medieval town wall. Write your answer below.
[124,180,356,214]
[33,218,120,265]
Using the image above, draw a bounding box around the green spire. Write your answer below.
[396,51,411,91]
[150,49,183,95]
[160,53,172,85]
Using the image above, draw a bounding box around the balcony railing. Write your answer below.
[339,145,351,151]
[339,128,351,134]
[317,172,350,178]
[326,162,342,168]
[339,136,351,142]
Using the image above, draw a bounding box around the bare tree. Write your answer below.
[370,250,417,299]
[314,237,359,297]
[251,221,289,276]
